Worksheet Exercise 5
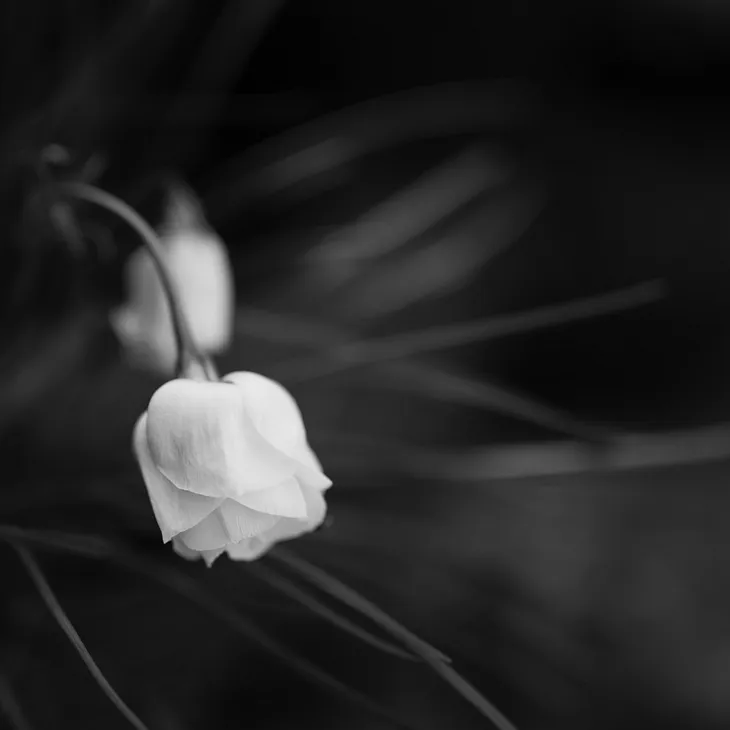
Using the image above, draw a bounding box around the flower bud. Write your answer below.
[112,186,234,374]
[133,371,331,565]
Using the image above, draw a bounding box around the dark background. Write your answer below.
[4,1,730,729]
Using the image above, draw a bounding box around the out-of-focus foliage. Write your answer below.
[5,1,730,730]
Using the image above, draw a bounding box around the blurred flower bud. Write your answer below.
[133,371,332,565]
[112,185,234,374]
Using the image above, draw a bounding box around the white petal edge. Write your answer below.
[224,371,332,490]
[172,536,224,566]
[178,500,282,551]
[223,372,310,455]
[217,500,282,543]
[177,509,229,551]
[133,414,224,542]
[146,379,298,498]
[295,461,332,492]
[234,478,308,518]
[225,484,328,562]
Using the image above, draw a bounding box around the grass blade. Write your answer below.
[0,674,32,730]
[236,307,614,440]
[10,543,150,730]
[270,549,451,664]
[160,0,286,168]
[307,147,508,287]
[405,423,730,481]
[384,363,613,442]
[0,527,418,730]
[205,81,530,217]
[277,280,665,381]
[138,562,419,730]
[418,661,519,730]
[271,549,518,729]
[249,562,417,661]
[342,187,540,318]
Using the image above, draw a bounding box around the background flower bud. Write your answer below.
[111,185,234,374]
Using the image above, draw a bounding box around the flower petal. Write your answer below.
[290,440,326,473]
[223,372,310,455]
[225,484,328,562]
[177,510,229,551]
[217,499,281,542]
[234,478,307,518]
[224,371,331,487]
[119,246,178,369]
[166,231,233,354]
[133,414,223,542]
[295,461,333,492]
[178,499,282,551]
[146,379,297,499]
[200,549,225,567]
[225,535,274,562]
[123,245,169,329]
[172,536,224,566]
[114,188,234,378]
[300,482,328,528]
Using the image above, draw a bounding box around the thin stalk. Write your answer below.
[278,280,664,382]
[58,182,211,379]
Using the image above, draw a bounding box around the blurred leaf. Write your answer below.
[204,81,532,216]
[277,280,665,380]
[403,423,730,482]
[381,362,613,442]
[236,307,614,439]
[307,146,510,289]
[159,0,286,168]
[342,187,541,318]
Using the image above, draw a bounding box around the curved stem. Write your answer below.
[58,182,209,379]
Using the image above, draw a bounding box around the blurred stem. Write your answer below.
[0,527,416,730]
[11,543,150,730]
[278,280,665,382]
[58,182,215,380]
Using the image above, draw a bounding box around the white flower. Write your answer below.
[112,186,234,374]
[133,371,332,565]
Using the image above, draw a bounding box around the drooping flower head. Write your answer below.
[133,371,331,565]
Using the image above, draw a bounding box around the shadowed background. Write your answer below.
[3,1,730,729]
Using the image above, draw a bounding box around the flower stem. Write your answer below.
[58,182,213,379]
